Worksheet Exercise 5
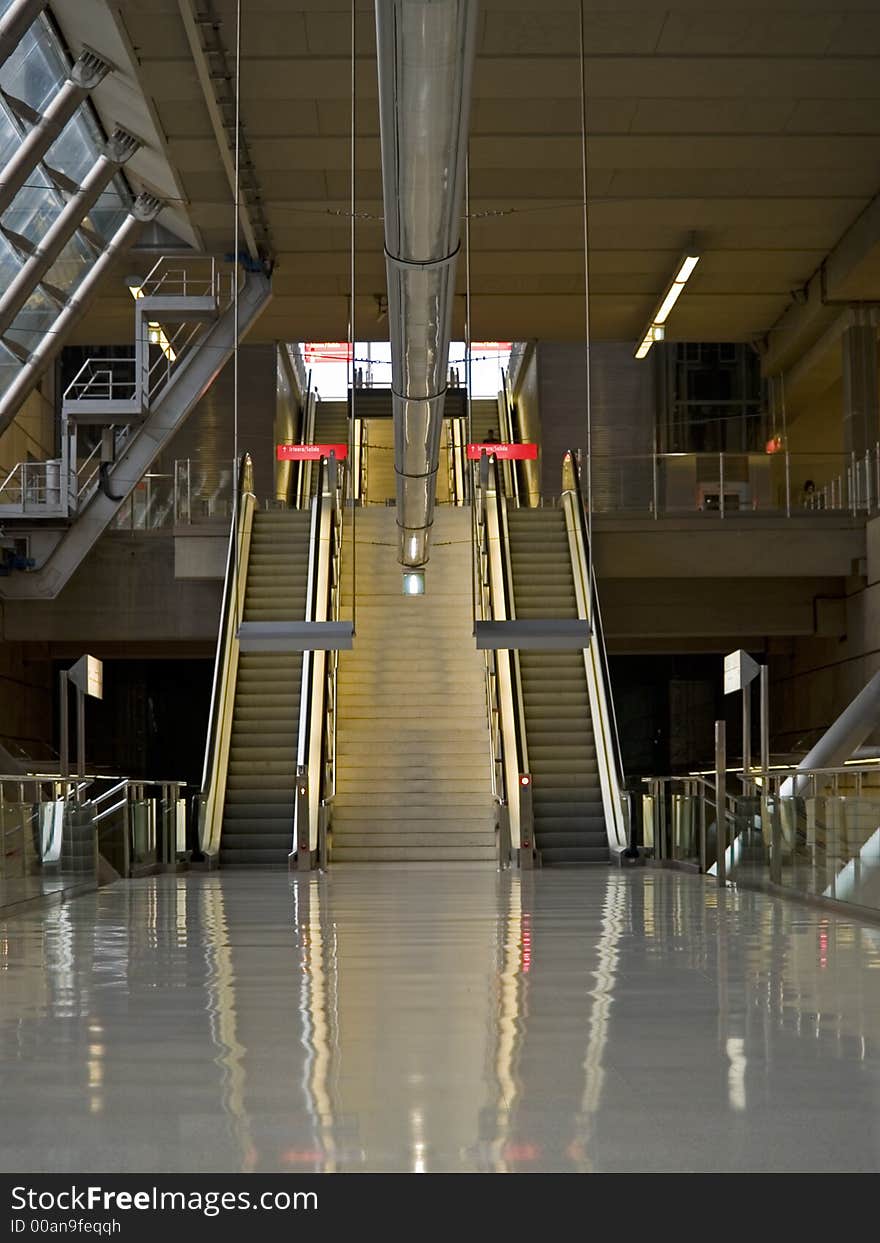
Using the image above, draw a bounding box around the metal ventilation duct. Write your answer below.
[375,0,478,567]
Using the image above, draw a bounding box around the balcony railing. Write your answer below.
[580,448,880,518]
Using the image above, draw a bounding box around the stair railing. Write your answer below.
[561,450,628,850]
[197,454,256,858]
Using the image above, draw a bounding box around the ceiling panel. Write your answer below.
[55,0,880,355]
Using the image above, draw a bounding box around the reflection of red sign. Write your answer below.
[466,442,538,461]
[765,435,783,454]
[302,343,353,362]
[276,444,349,461]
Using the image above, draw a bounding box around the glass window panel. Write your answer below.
[0,98,18,164]
[6,289,58,355]
[0,25,65,114]
[0,340,21,402]
[45,111,96,185]
[3,169,57,245]
[44,230,93,293]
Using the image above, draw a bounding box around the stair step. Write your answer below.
[332,845,497,862]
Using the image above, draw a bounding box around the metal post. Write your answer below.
[652,446,658,519]
[719,451,725,519]
[784,450,791,516]
[715,719,727,886]
[865,449,873,513]
[518,774,535,868]
[851,451,858,516]
[760,665,770,778]
[742,681,751,789]
[58,671,69,779]
[295,768,312,871]
[76,686,85,782]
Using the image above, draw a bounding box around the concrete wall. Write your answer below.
[160,343,278,505]
[769,514,880,753]
[0,382,55,474]
[2,532,222,647]
[0,640,52,761]
[526,341,655,500]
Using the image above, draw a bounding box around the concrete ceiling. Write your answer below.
[51,0,880,357]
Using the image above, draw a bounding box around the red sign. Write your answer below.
[302,342,353,362]
[276,444,349,461]
[466,442,538,461]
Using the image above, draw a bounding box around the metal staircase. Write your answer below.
[0,255,271,598]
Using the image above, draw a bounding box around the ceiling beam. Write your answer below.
[176,0,265,262]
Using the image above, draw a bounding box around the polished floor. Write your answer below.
[1,866,878,1173]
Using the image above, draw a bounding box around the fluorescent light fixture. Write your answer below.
[654,280,686,325]
[403,571,425,596]
[675,254,700,283]
[635,249,700,360]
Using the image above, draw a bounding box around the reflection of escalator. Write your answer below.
[219,510,311,865]
[506,508,608,864]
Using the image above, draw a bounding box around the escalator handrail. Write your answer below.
[296,456,326,775]
[563,449,626,789]
[480,453,528,781]
[200,452,254,798]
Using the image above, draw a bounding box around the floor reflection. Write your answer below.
[0,867,878,1172]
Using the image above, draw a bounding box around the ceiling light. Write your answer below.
[634,248,700,360]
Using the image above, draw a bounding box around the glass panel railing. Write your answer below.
[641,767,880,917]
[585,451,875,518]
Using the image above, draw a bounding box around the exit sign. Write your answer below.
[276,443,349,461]
[466,443,538,461]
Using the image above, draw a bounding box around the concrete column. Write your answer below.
[841,317,879,459]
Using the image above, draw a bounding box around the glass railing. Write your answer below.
[642,764,880,915]
[583,449,879,518]
[0,774,187,900]
[110,458,233,531]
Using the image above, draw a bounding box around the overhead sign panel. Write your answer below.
[466,443,538,461]
[724,649,759,695]
[276,444,349,461]
[67,654,103,700]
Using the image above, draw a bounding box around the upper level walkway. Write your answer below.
[1,866,877,1173]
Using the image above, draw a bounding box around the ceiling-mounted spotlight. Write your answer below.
[634,248,701,360]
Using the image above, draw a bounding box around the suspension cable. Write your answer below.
[232,0,242,626]
[466,151,476,629]
[578,0,594,631]
[348,0,357,633]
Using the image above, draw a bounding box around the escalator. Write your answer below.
[309,401,350,499]
[219,509,310,865]
[477,452,627,865]
[200,455,343,868]
[506,509,608,863]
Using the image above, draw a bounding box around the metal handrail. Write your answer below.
[563,450,626,793]
[474,453,528,786]
[199,454,254,807]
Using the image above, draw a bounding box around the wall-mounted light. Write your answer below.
[634,249,701,360]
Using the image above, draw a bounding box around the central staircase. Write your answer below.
[332,507,496,862]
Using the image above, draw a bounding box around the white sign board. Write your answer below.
[68,654,103,700]
[724,649,759,696]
